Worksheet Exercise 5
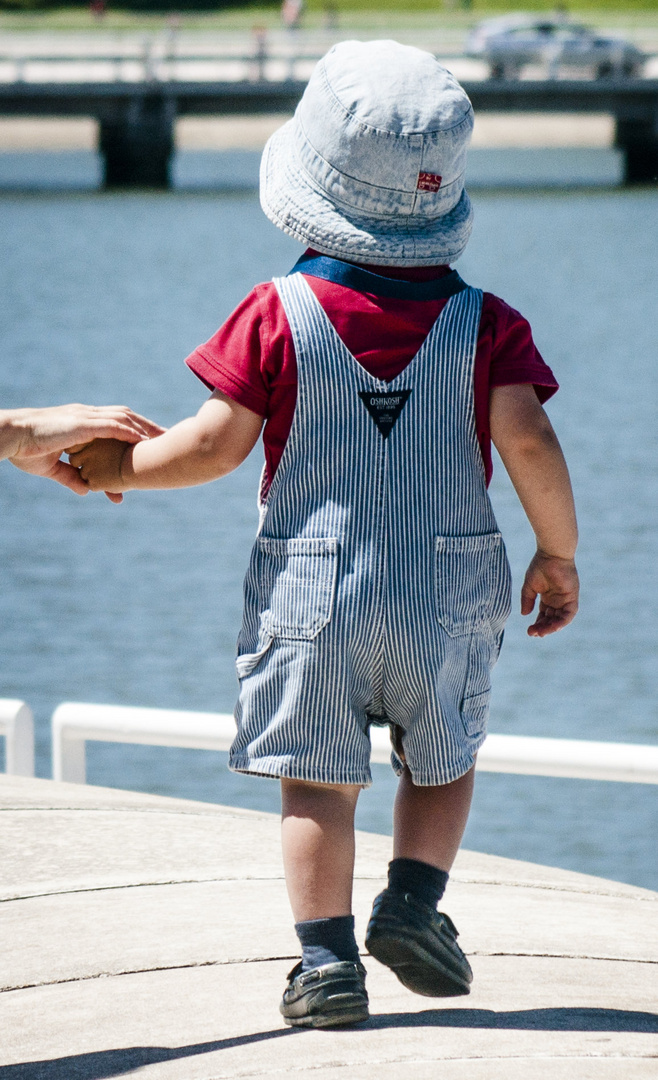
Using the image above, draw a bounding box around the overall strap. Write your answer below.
[288,252,468,303]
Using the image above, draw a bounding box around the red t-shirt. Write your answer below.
[185,253,557,493]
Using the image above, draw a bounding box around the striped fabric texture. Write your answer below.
[229,272,512,786]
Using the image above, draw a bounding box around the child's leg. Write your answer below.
[365,764,476,998]
[279,779,369,1028]
[281,778,361,920]
[393,763,475,872]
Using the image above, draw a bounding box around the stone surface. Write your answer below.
[0,774,656,1078]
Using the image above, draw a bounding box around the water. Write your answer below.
[1,185,657,890]
[0,146,624,193]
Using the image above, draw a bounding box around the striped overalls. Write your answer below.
[229,256,512,787]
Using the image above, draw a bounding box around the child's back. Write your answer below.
[231,264,510,791]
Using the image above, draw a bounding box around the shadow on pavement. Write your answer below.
[0,1028,296,1080]
[366,1006,658,1032]
[1,1009,656,1078]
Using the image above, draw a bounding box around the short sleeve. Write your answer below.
[184,283,298,497]
[474,294,559,486]
[482,294,559,403]
[184,288,271,417]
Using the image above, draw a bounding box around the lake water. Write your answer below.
[1,183,657,890]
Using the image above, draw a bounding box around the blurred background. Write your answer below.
[1,0,657,890]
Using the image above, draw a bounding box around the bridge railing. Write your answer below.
[3,42,652,87]
[0,699,35,777]
[50,700,658,786]
[0,45,327,85]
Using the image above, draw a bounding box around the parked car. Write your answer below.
[466,15,645,80]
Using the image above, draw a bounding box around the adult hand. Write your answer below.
[3,404,165,502]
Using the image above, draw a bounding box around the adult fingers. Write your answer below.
[97,406,165,436]
[91,410,166,442]
[126,411,166,438]
[64,441,93,455]
[64,413,165,446]
[48,459,90,496]
[55,406,164,449]
[67,447,86,466]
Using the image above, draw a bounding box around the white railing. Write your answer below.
[0,45,325,86]
[0,699,35,777]
[52,702,232,784]
[51,700,658,786]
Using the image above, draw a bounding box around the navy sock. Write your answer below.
[294,915,360,972]
[387,857,449,910]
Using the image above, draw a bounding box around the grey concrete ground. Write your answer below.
[0,774,656,1079]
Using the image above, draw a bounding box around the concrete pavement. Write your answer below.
[0,774,656,1078]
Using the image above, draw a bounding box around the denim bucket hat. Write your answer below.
[260,39,475,266]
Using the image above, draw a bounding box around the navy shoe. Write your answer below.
[279,960,369,1028]
[366,888,472,997]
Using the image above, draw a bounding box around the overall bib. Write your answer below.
[229,256,511,787]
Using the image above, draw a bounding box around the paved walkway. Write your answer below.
[0,774,656,1078]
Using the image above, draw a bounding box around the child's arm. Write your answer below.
[489,383,579,638]
[69,390,263,493]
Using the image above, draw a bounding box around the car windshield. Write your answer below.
[491,20,593,39]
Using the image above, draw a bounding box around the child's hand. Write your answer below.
[521,551,579,637]
[68,438,129,504]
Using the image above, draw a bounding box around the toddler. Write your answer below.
[72,40,579,1028]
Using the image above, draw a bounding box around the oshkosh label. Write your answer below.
[358,389,412,439]
[416,172,442,193]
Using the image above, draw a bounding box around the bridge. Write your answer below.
[1,49,657,186]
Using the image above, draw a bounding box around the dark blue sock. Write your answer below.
[387,857,449,910]
[295,915,360,972]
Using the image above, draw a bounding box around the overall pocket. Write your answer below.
[459,633,494,739]
[257,536,339,640]
[461,690,490,739]
[435,531,511,638]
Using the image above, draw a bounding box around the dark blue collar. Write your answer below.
[288,251,468,302]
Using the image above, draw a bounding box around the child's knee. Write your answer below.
[281,777,362,814]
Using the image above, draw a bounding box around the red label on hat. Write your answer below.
[416,172,442,193]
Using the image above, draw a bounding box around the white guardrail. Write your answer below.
[50,701,658,786]
[0,47,325,85]
[0,699,35,777]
